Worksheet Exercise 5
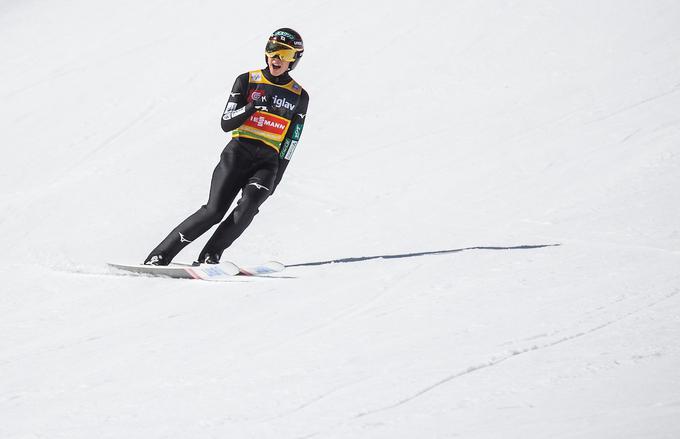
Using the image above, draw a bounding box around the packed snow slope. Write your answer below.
[2,1,680,438]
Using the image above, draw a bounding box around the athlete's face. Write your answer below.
[267,56,290,76]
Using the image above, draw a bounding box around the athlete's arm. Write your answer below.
[220,73,258,132]
[272,89,309,194]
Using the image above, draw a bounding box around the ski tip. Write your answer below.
[238,260,286,276]
[267,261,286,270]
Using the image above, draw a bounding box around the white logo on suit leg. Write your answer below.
[249,182,270,191]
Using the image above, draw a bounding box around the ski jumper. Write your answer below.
[145,68,309,264]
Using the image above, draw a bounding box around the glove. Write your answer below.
[250,90,270,111]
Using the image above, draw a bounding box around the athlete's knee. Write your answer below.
[233,190,268,224]
[233,200,260,224]
[199,204,227,225]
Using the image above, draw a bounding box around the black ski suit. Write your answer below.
[145,68,309,265]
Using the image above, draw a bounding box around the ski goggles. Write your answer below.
[265,41,298,62]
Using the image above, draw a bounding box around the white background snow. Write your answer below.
[1,0,680,437]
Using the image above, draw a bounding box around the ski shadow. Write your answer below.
[286,243,561,268]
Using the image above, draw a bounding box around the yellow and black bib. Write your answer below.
[232,70,303,152]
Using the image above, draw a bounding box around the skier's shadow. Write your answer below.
[286,243,561,268]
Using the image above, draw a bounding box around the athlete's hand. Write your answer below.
[251,92,270,111]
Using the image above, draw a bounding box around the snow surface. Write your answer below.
[2,1,680,437]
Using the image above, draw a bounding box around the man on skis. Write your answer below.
[144,28,309,266]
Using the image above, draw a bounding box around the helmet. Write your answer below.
[265,28,304,71]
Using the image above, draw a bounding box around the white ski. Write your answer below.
[107,261,285,281]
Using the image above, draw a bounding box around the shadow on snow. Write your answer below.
[286,244,561,268]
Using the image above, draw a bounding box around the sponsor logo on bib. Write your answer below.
[271,95,296,111]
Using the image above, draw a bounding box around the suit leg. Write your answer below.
[197,153,278,262]
[145,141,247,264]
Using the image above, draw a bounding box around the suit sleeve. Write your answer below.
[271,89,309,195]
[220,73,257,132]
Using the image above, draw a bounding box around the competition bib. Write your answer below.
[232,70,302,152]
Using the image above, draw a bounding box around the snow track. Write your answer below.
[1,1,680,438]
